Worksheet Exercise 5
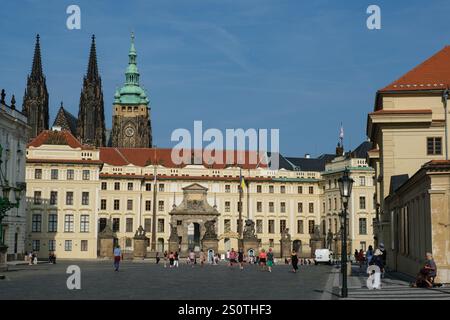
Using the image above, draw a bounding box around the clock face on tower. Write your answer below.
[125,126,135,137]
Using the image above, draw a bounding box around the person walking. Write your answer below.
[113,245,122,272]
[291,250,299,273]
[354,249,359,263]
[366,245,374,266]
[189,250,196,267]
[238,248,245,270]
[156,252,160,264]
[267,248,274,273]
[259,249,267,271]
[229,248,237,267]
[200,250,206,267]
[369,249,384,289]
[174,251,179,268]
[163,251,168,268]
[169,252,175,268]
[357,249,365,270]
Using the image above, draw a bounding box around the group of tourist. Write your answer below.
[26,251,38,265]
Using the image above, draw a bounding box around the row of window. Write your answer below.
[254,201,315,214]
[326,176,368,189]
[321,217,374,236]
[325,196,368,211]
[34,169,91,180]
[98,217,164,233]
[32,239,89,252]
[31,214,91,233]
[33,191,90,206]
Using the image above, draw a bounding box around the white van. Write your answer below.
[314,249,333,265]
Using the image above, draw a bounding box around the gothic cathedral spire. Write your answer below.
[77,35,106,147]
[22,34,49,139]
[111,33,152,148]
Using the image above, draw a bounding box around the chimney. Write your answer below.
[305,153,311,159]
[336,142,344,156]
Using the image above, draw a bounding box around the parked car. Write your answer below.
[314,249,333,265]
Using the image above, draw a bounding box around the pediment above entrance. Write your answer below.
[170,183,220,216]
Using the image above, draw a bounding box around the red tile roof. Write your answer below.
[99,173,273,182]
[99,148,268,169]
[28,130,93,149]
[380,46,450,92]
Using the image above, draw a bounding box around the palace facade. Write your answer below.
[25,130,375,259]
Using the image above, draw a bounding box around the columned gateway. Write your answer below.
[169,183,220,256]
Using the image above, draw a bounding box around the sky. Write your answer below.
[1,0,450,157]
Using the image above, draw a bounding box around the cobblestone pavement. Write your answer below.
[0,260,334,300]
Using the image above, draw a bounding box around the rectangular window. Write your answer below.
[99,218,107,232]
[269,239,274,248]
[157,219,164,233]
[280,219,286,233]
[359,196,366,210]
[427,137,442,155]
[127,199,133,211]
[48,240,56,252]
[280,202,286,213]
[101,182,107,190]
[67,169,74,180]
[297,220,304,234]
[298,186,303,194]
[50,191,57,205]
[308,220,315,234]
[145,200,151,211]
[269,202,274,213]
[256,220,263,234]
[257,202,262,213]
[144,218,151,233]
[158,200,164,211]
[82,170,90,180]
[224,219,231,232]
[328,198,332,211]
[225,185,231,193]
[100,199,107,210]
[65,240,72,251]
[126,218,133,233]
[64,215,74,232]
[225,201,230,212]
[269,185,274,193]
[268,219,275,234]
[280,186,286,194]
[34,168,42,179]
[127,182,133,191]
[309,203,314,213]
[33,191,42,205]
[359,218,367,235]
[32,214,42,232]
[82,192,89,205]
[80,215,89,233]
[114,199,120,210]
[81,240,88,252]
[360,241,367,251]
[145,183,152,191]
[298,202,303,213]
[257,185,262,193]
[48,214,57,232]
[32,240,40,251]
[360,176,366,186]
[158,184,165,192]
[66,192,74,205]
[112,218,120,232]
[309,186,314,194]
[51,169,58,180]
[114,182,120,190]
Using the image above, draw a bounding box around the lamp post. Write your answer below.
[338,168,354,298]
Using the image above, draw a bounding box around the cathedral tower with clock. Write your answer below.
[111,33,152,148]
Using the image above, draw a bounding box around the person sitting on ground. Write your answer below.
[412,252,437,288]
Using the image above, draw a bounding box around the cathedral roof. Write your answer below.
[114,33,149,105]
[52,103,78,135]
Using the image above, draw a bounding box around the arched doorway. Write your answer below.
[293,240,302,254]
[157,238,164,252]
[188,223,201,252]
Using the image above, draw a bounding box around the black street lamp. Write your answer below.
[338,168,354,298]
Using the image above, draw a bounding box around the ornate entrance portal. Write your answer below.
[169,183,220,256]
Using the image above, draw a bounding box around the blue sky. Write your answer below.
[1,0,450,156]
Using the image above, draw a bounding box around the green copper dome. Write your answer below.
[114,33,149,105]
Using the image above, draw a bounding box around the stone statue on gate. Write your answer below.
[169,223,179,241]
[243,219,257,240]
[134,225,146,238]
[281,228,291,242]
[202,219,217,240]
[326,229,333,250]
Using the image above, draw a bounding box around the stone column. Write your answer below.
[133,227,149,259]
[98,222,115,259]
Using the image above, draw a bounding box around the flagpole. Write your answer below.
[151,147,158,252]
[238,167,243,250]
